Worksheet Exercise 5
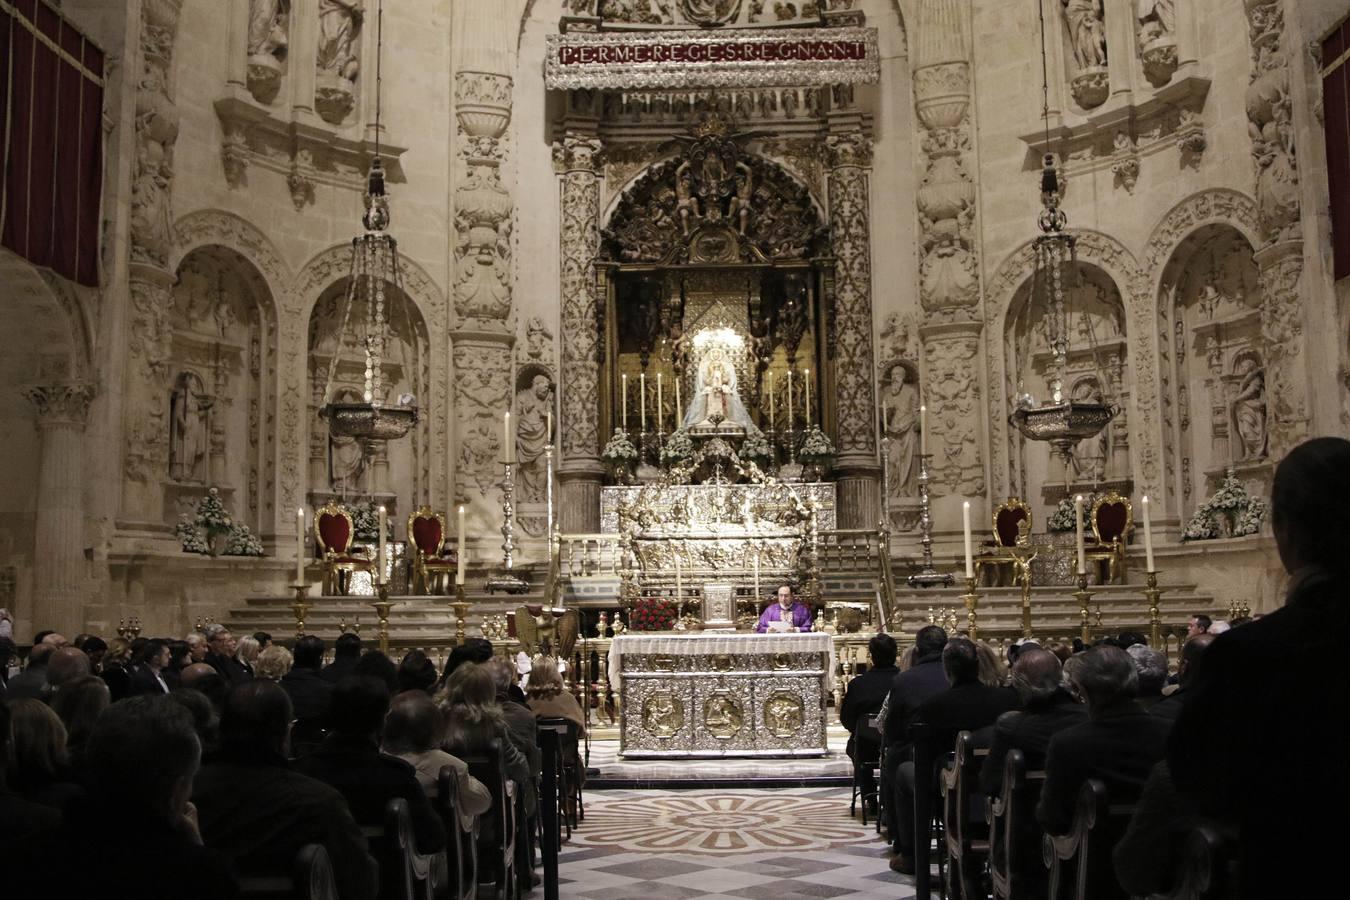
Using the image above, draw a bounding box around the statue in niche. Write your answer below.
[328,389,367,493]
[1070,377,1109,481]
[317,0,363,80]
[681,0,742,28]
[1230,356,1268,461]
[170,372,211,483]
[1061,0,1108,70]
[525,317,553,360]
[248,0,289,59]
[515,374,555,504]
[683,346,758,432]
[1137,0,1175,41]
[881,364,919,498]
[675,165,700,237]
[130,68,178,266]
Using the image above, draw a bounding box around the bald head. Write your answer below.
[1178,632,1216,685]
[41,633,68,648]
[180,663,219,688]
[46,646,91,689]
[1010,648,1063,704]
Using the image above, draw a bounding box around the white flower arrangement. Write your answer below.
[175,488,265,556]
[1181,472,1267,541]
[346,501,391,543]
[798,426,835,464]
[224,524,265,557]
[1047,493,1099,533]
[602,429,640,465]
[739,429,775,464]
[659,429,696,467]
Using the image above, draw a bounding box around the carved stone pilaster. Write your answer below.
[25,383,94,635]
[1255,242,1308,456]
[129,0,183,269]
[554,134,605,533]
[825,130,879,528]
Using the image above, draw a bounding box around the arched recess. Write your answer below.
[985,229,1150,500]
[1141,190,1263,519]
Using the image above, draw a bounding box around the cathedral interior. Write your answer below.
[2,0,1348,652]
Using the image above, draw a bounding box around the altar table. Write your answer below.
[609,632,832,758]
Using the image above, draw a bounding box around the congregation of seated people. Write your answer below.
[0,619,579,899]
[836,435,1350,898]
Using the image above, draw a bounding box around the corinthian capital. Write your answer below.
[24,383,95,428]
[826,132,872,169]
[552,135,604,175]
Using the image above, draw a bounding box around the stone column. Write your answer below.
[911,1,987,513]
[25,384,94,636]
[825,129,881,529]
[554,134,605,534]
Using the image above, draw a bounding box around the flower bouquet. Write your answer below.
[175,488,264,557]
[602,429,640,483]
[1047,493,1099,533]
[798,426,836,479]
[659,429,695,468]
[347,501,393,543]
[739,429,775,468]
[629,597,678,632]
[1182,471,1267,541]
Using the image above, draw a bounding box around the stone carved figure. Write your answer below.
[680,0,742,28]
[1136,0,1175,41]
[1230,356,1268,461]
[327,389,367,492]
[170,372,211,483]
[317,0,362,79]
[1062,0,1108,70]
[515,374,555,503]
[248,0,289,58]
[882,365,919,498]
[1070,377,1109,481]
[130,68,179,267]
[525,317,553,360]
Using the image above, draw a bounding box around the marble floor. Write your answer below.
[555,787,918,899]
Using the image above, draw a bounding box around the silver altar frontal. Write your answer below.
[610,632,832,759]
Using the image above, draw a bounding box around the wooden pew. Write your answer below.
[1043,779,1136,900]
[911,723,949,898]
[359,797,442,900]
[1141,824,1239,900]
[460,743,519,900]
[438,765,480,900]
[940,730,990,900]
[987,750,1047,900]
[237,843,338,900]
[850,712,883,827]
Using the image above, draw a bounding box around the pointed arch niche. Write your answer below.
[305,276,432,519]
[1003,263,1133,519]
[1156,226,1268,519]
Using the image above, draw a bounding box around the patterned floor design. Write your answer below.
[557,788,917,899]
[586,738,854,784]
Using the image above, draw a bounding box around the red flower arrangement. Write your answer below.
[629,597,678,632]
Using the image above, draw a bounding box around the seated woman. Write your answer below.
[383,690,491,831]
[525,659,586,737]
[5,699,84,810]
[436,662,532,812]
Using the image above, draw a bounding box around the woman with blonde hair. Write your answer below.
[5,698,82,809]
[98,637,134,701]
[254,644,293,682]
[235,635,260,677]
[525,658,586,736]
[436,663,531,793]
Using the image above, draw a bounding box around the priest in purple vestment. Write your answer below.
[755,585,813,633]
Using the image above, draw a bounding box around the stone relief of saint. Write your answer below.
[328,388,367,493]
[881,364,919,498]
[248,0,290,58]
[1136,0,1175,40]
[170,372,211,483]
[1230,356,1268,462]
[515,374,555,503]
[1061,0,1108,70]
[317,0,363,81]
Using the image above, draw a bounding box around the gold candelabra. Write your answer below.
[117,617,143,640]
[450,583,472,646]
[1074,573,1095,644]
[370,583,394,654]
[289,584,312,638]
[960,576,980,640]
[1144,570,1165,648]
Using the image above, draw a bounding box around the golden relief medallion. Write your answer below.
[711,654,734,671]
[772,652,792,670]
[764,692,805,738]
[702,692,744,740]
[641,692,684,738]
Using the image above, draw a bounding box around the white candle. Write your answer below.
[456,505,466,586]
[674,554,682,609]
[657,373,664,432]
[920,404,928,456]
[377,505,387,586]
[295,507,306,585]
[767,371,775,428]
[787,370,794,424]
[621,374,628,431]
[503,412,514,463]
[1141,495,1156,573]
[804,369,812,428]
[676,377,683,426]
[962,500,974,579]
[753,547,761,604]
[1074,495,1086,576]
[640,372,646,433]
[546,409,552,445]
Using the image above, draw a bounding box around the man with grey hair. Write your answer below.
[45,646,92,694]
[1126,644,1169,710]
[979,648,1085,796]
[1036,645,1173,837]
[203,624,251,686]
[185,632,209,663]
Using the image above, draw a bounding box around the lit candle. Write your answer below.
[804,368,811,428]
[675,376,683,426]
[456,505,466,586]
[674,553,682,611]
[1074,495,1086,576]
[787,370,794,425]
[920,404,928,456]
[377,505,387,586]
[503,412,514,463]
[767,371,775,429]
[657,373,664,432]
[1142,495,1156,573]
[962,500,974,579]
[640,372,647,433]
[621,373,628,432]
[295,507,306,585]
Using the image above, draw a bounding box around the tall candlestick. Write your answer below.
[787,370,794,425]
[1141,495,1156,573]
[657,373,664,432]
[753,546,761,605]
[456,505,466,585]
[377,505,387,586]
[804,368,811,427]
[962,500,974,579]
[767,371,775,429]
[621,374,628,431]
[640,372,646,433]
[1074,495,1086,576]
[295,508,306,585]
[675,377,683,427]
[503,412,514,463]
[920,403,928,456]
[674,553,682,609]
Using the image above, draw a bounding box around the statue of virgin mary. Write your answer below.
[682,346,759,433]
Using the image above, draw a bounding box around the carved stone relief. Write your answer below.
[247,0,290,104]
[556,135,604,468]
[1136,0,1178,86]
[1062,0,1109,108]
[130,1,182,270]
[454,72,514,331]
[315,0,363,124]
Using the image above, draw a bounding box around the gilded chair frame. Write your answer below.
[407,506,455,595]
[313,501,373,595]
[1085,491,1133,585]
[976,498,1034,588]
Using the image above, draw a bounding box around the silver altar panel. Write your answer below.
[600,482,837,534]
[612,633,830,758]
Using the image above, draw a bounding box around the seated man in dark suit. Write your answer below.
[202,625,252,686]
[130,639,173,695]
[1148,633,1213,723]
[890,637,1019,874]
[878,625,949,843]
[1036,644,1173,837]
[298,676,446,857]
[980,648,1086,796]
[320,632,362,684]
[840,632,899,807]
[280,635,334,742]
[193,681,377,900]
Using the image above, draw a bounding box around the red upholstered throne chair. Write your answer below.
[407,507,456,595]
[314,502,373,595]
[976,498,1032,587]
[1084,492,1132,584]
